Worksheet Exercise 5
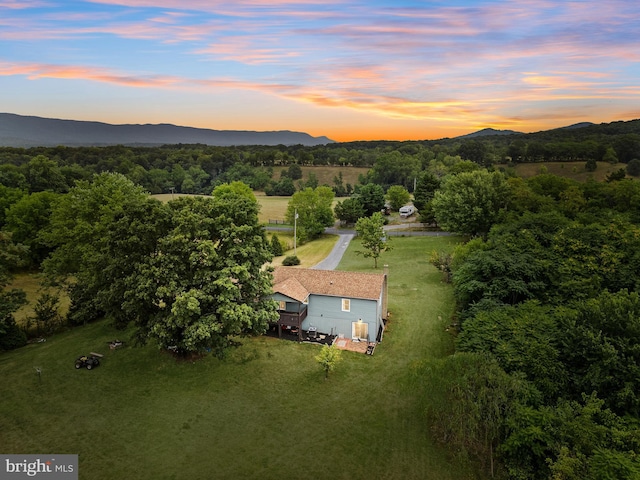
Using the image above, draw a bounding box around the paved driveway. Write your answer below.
[311,234,354,270]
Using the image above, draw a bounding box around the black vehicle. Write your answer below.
[75,355,100,370]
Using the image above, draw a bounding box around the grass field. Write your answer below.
[0,236,481,480]
[253,193,292,223]
[151,192,336,225]
[11,273,70,331]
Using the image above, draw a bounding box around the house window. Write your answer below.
[278,301,286,311]
[341,298,350,312]
[352,321,369,340]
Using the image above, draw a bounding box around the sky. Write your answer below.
[1,0,639,142]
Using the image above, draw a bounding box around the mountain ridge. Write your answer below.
[454,127,522,139]
[0,113,335,147]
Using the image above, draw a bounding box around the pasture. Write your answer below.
[0,236,481,480]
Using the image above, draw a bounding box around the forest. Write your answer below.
[1,117,640,479]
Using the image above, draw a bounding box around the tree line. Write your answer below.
[0,118,638,198]
[422,165,640,478]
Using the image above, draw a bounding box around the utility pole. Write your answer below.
[294,208,298,256]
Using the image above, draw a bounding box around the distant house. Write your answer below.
[271,267,388,343]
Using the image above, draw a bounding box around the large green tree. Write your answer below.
[4,191,60,266]
[355,183,385,217]
[369,151,420,190]
[385,185,410,211]
[124,191,278,355]
[0,185,25,228]
[334,197,365,224]
[285,186,335,244]
[412,171,440,212]
[44,174,277,355]
[23,155,68,193]
[42,172,169,326]
[432,169,510,237]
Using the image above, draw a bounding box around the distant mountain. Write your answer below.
[560,122,595,130]
[455,127,522,139]
[0,113,335,147]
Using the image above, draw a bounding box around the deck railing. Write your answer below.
[278,307,308,326]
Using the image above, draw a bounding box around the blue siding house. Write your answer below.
[271,267,388,343]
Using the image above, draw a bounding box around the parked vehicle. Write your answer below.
[75,354,100,370]
[399,205,416,218]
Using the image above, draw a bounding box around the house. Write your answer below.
[271,267,388,343]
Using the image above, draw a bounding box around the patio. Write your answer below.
[265,325,377,354]
[265,324,336,345]
[333,337,377,355]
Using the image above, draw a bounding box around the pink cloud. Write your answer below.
[86,0,341,11]
[0,62,183,88]
[0,0,49,9]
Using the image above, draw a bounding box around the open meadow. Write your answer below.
[0,236,482,480]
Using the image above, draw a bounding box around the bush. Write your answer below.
[270,234,284,256]
[0,318,27,351]
[282,255,300,266]
[627,159,640,177]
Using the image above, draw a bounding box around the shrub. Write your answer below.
[270,234,284,256]
[0,318,27,351]
[627,159,640,177]
[282,255,300,266]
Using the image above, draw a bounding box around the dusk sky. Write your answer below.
[2,0,639,142]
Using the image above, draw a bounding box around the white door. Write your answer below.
[352,321,368,341]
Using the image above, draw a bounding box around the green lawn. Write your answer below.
[0,236,481,480]
[267,233,338,268]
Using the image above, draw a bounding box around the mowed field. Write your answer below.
[0,236,481,480]
[153,192,336,224]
